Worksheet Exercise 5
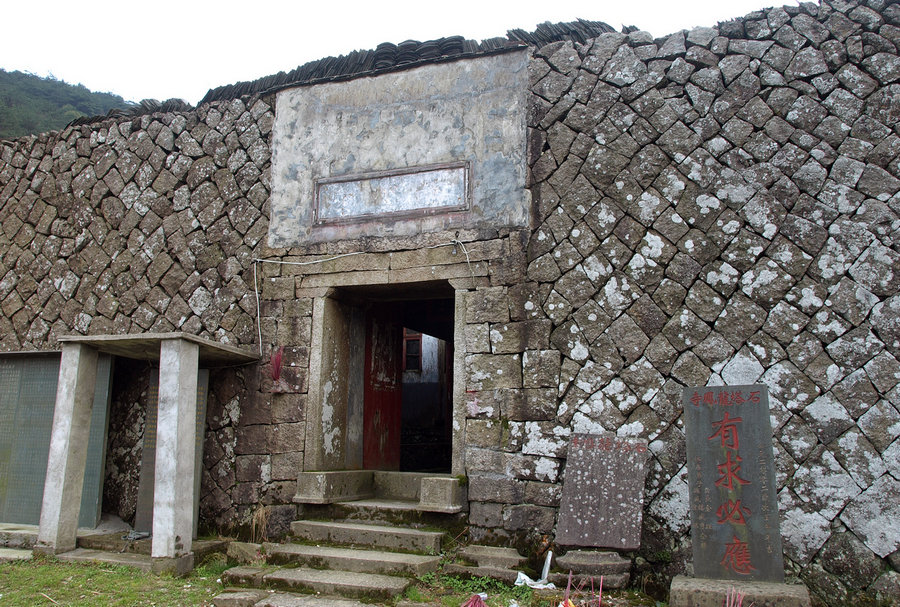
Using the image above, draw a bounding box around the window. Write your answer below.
[403,328,422,371]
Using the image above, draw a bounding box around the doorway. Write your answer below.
[305,281,457,475]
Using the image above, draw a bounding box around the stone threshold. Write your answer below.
[293,471,466,513]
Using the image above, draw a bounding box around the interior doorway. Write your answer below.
[359,287,454,473]
[400,327,452,472]
[307,281,456,475]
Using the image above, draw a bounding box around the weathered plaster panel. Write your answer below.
[269,50,530,245]
[316,164,468,223]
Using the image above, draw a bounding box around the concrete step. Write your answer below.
[254,593,372,607]
[222,565,278,587]
[0,524,38,549]
[265,543,440,576]
[212,589,270,607]
[290,520,442,554]
[76,532,226,562]
[555,549,631,575]
[77,532,150,554]
[459,545,526,569]
[56,548,153,572]
[444,563,519,583]
[308,499,468,531]
[213,589,370,607]
[547,571,630,590]
[0,547,32,563]
[263,567,409,600]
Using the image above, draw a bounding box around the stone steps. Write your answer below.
[264,567,409,600]
[214,510,449,606]
[444,545,528,582]
[302,498,468,531]
[213,589,371,607]
[221,565,409,601]
[290,519,443,554]
[265,542,440,576]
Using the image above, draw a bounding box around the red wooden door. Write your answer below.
[363,308,403,469]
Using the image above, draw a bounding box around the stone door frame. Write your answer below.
[303,280,467,476]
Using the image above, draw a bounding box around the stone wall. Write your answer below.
[104,358,152,524]
[469,0,897,603]
[0,0,898,604]
[0,95,300,534]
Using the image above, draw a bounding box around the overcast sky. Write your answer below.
[3,0,800,105]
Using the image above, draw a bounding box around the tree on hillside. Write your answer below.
[0,69,134,139]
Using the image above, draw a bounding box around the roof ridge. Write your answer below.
[62,18,615,129]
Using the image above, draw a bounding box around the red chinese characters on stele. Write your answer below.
[692,388,760,576]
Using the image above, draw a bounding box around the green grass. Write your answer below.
[408,572,532,606]
[0,554,229,606]
[407,572,666,607]
[0,555,666,606]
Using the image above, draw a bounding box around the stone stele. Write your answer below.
[556,434,649,550]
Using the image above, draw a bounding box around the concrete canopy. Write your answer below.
[37,333,257,574]
[56,332,258,366]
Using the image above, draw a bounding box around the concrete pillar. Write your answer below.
[151,338,199,574]
[35,343,98,555]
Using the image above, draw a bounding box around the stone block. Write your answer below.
[235,454,269,483]
[842,474,900,558]
[271,451,303,481]
[261,276,295,300]
[465,419,502,447]
[502,388,556,421]
[271,422,306,454]
[490,319,552,353]
[466,287,510,323]
[501,503,556,532]
[465,354,523,390]
[293,471,374,504]
[522,350,561,389]
[235,425,271,455]
[226,541,262,564]
[468,502,503,527]
[668,576,810,607]
[459,545,525,569]
[272,393,306,424]
[468,475,523,504]
[418,476,467,513]
[466,323,490,353]
[819,531,883,591]
[555,550,630,576]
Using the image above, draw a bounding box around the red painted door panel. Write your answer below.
[363,308,402,470]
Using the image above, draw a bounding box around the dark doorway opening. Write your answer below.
[337,281,454,474]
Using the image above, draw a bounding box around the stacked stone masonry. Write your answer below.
[511,1,900,603]
[0,1,898,604]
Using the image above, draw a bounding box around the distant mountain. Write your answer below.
[0,69,135,140]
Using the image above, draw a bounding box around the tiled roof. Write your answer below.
[199,19,615,104]
[67,18,615,127]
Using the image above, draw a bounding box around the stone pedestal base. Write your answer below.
[32,544,69,557]
[151,553,195,576]
[669,575,811,607]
